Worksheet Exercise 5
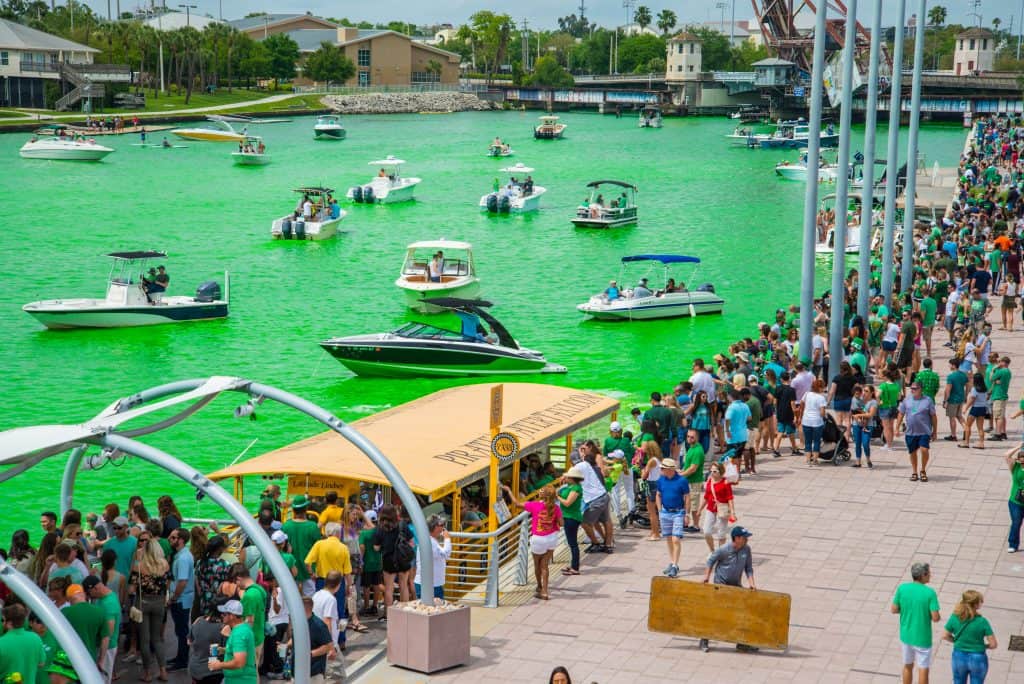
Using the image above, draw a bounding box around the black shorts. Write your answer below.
[361,570,384,587]
[382,558,413,574]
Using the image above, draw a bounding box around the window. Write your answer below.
[677,43,683,54]
[0,51,8,66]
[958,40,963,49]
[357,48,371,67]
[358,71,370,86]
[412,71,440,83]
[677,65,682,72]
[982,39,988,50]
[689,43,694,54]
[969,39,975,50]
[688,65,694,72]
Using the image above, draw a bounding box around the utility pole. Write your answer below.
[1019,0,1024,59]
[730,0,736,48]
[178,3,196,28]
[901,0,927,293]
[882,0,907,310]
[857,0,884,320]
[521,18,529,72]
[578,0,587,23]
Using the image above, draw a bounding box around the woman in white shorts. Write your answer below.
[697,462,735,552]
[502,484,562,600]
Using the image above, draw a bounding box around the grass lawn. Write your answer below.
[107,88,272,113]
[0,110,24,118]
[235,95,325,113]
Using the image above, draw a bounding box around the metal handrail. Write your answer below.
[445,512,531,607]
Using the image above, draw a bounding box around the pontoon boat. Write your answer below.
[19,136,113,161]
[172,115,246,143]
[347,156,421,204]
[320,298,566,378]
[534,115,565,139]
[577,255,724,321]
[271,186,346,240]
[638,105,663,128]
[571,180,638,228]
[479,163,546,214]
[314,114,346,140]
[231,136,270,166]
[23,251,228,329]
[395,240,480,312]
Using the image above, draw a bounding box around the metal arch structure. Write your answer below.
[0,376,438,684]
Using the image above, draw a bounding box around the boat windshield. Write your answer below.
[393,322,473,341]
[402,249,471,277]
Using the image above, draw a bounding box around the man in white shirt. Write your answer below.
[688,359,716,399]
[301,197,313,219]
[414,515,452,602]
[312,571,342,646]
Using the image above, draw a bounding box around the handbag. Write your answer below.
[129,590,143,623]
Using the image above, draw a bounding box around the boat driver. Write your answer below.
[605,280,621,301]
[429,252,444,283]
[634,278,653,299]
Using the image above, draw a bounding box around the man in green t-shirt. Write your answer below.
[914,358,940,400]
[281,495,323,595]
[943,359,969,442]
[208,600,257,683]
[358,513,386,615]
[918,291,938,357]
[603,420,637,524]
[232,564,268,665]
[83,575,120,680]
[989,356,1012,440]
[0,604,47,684]
[679,430,706,533]
[62,583,110,670]
[891,562,940,683]
[848,338,868,378]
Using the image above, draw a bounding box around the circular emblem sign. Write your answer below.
[490,431,521,465]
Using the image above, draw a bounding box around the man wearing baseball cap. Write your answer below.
[101,515,137,580]
[281,494,323,597]
[208,600,257,682]
[62,583,110,671]
[700,526,758,652]
[83,575,120,682]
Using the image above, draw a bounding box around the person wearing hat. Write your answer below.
[634,277,653,298]
[208,600,258,682]
[61,582,109,672]
[655,457,690,578]
[605,280,621,300]
[604,421,635,527]
[0,603,47,684]
[100,515,137,580]
[281,494,324,597]
[557,465,586,575]
[700,526,757,652]
[83,575,120,683]
[848,338,868,379]
[46,649,80,684]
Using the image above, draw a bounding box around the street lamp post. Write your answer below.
[178,3,197,28]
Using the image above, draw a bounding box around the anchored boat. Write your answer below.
[22,251,228,329]
[638,105,663,128]
[320,298,566,378]
[577,254,724,321]
[395,240,480,312]
[271,186,346,240]
[314,114,346,140]
[487,138,514,156]
[173,115,247,143]
[534,115,566,140]
[571,180,638,228]
[19,136,113,161]
[479,163,546,214]
[231,136,270,166]
[347,156,421,204]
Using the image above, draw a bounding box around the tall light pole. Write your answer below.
[900,0,927,293]
[857,0,884,320]
[798,3,829,364]
[730,0,736,47]
[1018,0,1024,59]
[716,1,727,34]
[178,3,196,27]
[882,0,907,309]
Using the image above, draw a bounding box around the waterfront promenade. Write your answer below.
[363,317,1024,682]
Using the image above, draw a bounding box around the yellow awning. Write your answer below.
[208,383,618,500]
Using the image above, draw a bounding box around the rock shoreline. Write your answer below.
[321,92,497,114]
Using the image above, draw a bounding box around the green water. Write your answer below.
[0,112,965,540]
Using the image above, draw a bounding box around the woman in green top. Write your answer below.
[1004,445,1024,553]
[556,468,584,576]
[942,589,996,683]
[877,369,902,449]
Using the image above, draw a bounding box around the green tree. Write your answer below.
[992,17,1001,33]
[731,40,769,70]
[617,33,665,73]
[927,5,947,27]
[687,26,731,70]
[656,9,677,36]
[467,11,514,82]
[304,41,355,84]
[526,54,574,87]
[557,13,592,38]
[571,27,613,73]
[263,33,300,86]
[634,6,652,32]
[238,37,271,86]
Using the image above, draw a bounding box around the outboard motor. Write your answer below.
[695,282,716,293]
[486,193,498,213]
[498,195,511,213]
[294,219,306,239]
[195,280,222,302]
[363,185,375,203]
[350,186,363,203]
[281,218,292,239]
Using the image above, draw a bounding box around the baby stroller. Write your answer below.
[629,477,651,529]
[819,414,852,465]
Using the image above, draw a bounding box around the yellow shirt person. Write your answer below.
[304,522,352,578]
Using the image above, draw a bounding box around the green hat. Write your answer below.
[291,494,310,509]
[47,650,79,681]
[851,337,864,351]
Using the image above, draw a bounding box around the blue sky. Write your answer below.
[80,1,1015,31]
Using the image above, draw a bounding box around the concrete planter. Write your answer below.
[386,602,471,673]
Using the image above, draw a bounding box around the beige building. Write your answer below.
[954,27,996,75]
[666,32,702,82]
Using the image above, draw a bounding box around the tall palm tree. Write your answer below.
[926,5,947,27]
[656,9,677,36]
[634,6,652,33]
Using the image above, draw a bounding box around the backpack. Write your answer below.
[391,526,415,567]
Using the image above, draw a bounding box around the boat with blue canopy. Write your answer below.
[577,254,724,321]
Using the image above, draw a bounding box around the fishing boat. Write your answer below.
[271,186,346,240]
[577,255,724,321]
[22,251,228,329]
[729,105,769,123]
[172,115,246,143]
[19,136,114,161]
[571,180,638,228]
[395,240,480,312]
[314,114,346,140]
[479,163,546,214]
[320,298,566,378]
[638,105,663,128]
[487,138,514,156]
[775,151,838,182]
[231,136,270,166]
[533,115,566,139]
[347,156,421,204]
[725,119,838,149]
[815,191,884,254]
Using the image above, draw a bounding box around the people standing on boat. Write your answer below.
[302,196,313,220]
[329,197,341,220]
[257,140,266,155]
[429,252,444,283]
[378,168,388,178]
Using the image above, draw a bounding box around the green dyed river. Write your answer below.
[0,111,965,539]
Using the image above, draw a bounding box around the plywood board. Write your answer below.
[647,577,791,650]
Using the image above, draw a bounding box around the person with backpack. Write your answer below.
[371,505,414,610]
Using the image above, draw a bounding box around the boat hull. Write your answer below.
[534,125,565,139]
[23,298,228,329]
[577,291,725,320]
[397,279,482,312]
[321,338,565,377]
[347,178,420,204]
[479,187,546,214]
[775,164,837,182]
[271,214,345,240]
[19,145,113,161]
[638,119,663,128]
[232,153,271,166]
[314,127,346,139]
[571,207,638,228]
[173,130,245,143]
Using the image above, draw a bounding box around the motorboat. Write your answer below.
[729,105,769,123]
[487,139,514,157]
[479,163,546,214]
[172,115,246,143]
[19,136,113,161]
[724,119,838,149]
[638,105,663,128]
[571,180,638,228]
[534,115,565,139]
[314,114,346,140]
[320,298,567,378]
[577,255,724,321]
[815,191,884,254]
[347,156,421,204]
[23,251,228,329]
[271,186,346,240]
[775,151,839,182]
[231,136,270,166]
[395,240,480,312]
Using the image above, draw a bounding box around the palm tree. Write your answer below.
[926,5,946,27]
[992,17,1001,34]
[656,9,677,36]
[634,6,652,33]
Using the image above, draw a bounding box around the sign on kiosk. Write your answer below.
[287,474,351,497]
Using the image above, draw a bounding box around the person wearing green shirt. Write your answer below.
[208,601,258,683]
[62,586,110,662]
[1005,445,1024,553]
[918,292,937,357]
[942,590,996,683]
[891,562,940,682]
[848,338,868,378]
[281,495,323,592]
[27,613,58,672]
[556,467,585,575]
[234,565,268,660]
[914,358,940,400]
[878,370,902,449]
[679,430,705,533]
[0,604,47,684]
[988,356,1012,440]
[358,515,385,616]
[943,360,969,442]
[603,421,634,466]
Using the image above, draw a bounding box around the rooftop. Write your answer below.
[957,27,996,39]
[753,57,796,67]
[0,17,98,53]
[669,31,702,42]
[142,10,221,31]
[228,13,336,32]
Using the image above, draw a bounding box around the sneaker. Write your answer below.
[699,639,710,652]
[942,435,957,441]
[684,525,701,533]
[663,564,674,576]
[1009,547,1018,553]
[667,564,679,578]
[166,661,187,672]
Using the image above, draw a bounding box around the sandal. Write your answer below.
[350,623,369,633]
[561,568,580,575]
[910,473,919,481]
[919,471,928,482]
[851,462,861,468]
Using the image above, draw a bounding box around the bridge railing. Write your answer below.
[712,71,756,82]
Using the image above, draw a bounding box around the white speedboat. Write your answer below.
[487,140,514,157]
[23,251,228,329]
[231,136,270,166]
[173,115,246,143]
[571,180,638,228]
[19,136,113,161]
[395,240,481,312]
[577,254,724,321]
[347,156,421,204]
[534,115,565,139]
[775,151,838,182]
[314,114,345,140]
[815,191,884,254]
[638,105,663,128]
[725,119,838,149]
[271,186,346,240]
[479,163,546,214]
